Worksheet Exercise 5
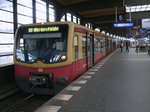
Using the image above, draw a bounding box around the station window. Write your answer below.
[61,15,65,21]
[17,0,32,8]
[18,15,33,25]
[78,18,80,24]
[73,16,76,23]
[0,10,13,22]
[61,13,81,25]
[95,28,100,32]
[101,31,105,34]
[17,0,33,25]
[0,0,13,11]
[36,0,46,22]
[0,0,56,66]
[67,13,71,22]
[0,22,14,33]
[0,0,14,66]
[0,55,13,67]
[49,4,55,22]
[85,23,92,29]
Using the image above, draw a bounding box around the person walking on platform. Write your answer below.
[126,41,129,52]
[120,41,124,52]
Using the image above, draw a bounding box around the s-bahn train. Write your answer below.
[14,22,119,95]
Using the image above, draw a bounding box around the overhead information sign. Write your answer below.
[117,15,125,22]
[113,23,134,27]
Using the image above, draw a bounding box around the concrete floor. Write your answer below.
[36,48,150,112]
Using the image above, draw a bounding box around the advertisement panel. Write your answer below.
[142,19,150,28]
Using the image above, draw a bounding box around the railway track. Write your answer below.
[0,91,52,112]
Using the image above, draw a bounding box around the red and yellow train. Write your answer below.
[14,22,119,95]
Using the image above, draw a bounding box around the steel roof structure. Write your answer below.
[47,0,150,37]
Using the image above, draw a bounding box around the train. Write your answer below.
[14,21,119,95]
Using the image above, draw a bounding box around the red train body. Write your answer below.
[14,22,119,95]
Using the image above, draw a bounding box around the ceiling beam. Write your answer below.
[79,7,124,18]
[55,0,90,6]
[86,14,117,23]
[59,0,123,12]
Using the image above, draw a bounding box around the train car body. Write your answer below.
[14,22,118,95]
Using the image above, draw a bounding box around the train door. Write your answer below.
[73,35,79,76]
[87,33,94,68]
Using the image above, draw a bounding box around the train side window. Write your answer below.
[97,38,101,52]
[74,35,78,61]
[74,35,78,46]
[94,38,99,54]
[101,38,104,51]
[19,38,24,50]
[94,38,101,53]
[82,36,86,57]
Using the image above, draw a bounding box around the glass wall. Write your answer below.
[0,0,14,65]
[0,0,55,66]
[67,13,71,22]
[73,16,76,23]
[95,28,100,32]
[85,23,92,28]
[61,13,81,24]
[78,18,80,24]
[36,0,46,22]
[49,4,55,22]
[17,0,33,25]
[61,15,65,21]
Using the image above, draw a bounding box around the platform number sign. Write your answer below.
[117,15,125,22]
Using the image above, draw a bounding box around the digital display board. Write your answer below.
[113,23,134,27]
[28,27,59,33]
[18,24,69,34]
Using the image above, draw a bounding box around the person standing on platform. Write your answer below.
[126,41,129,52]
[135,41,139,53]
[120,41,124,52]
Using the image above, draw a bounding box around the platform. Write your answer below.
[35,48,150,112]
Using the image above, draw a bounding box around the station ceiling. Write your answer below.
[48,0,125,36]
[49,0,150,37]
[55,0,124,24]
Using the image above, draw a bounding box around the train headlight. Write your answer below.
[61,55,66,60]
[29,77,32,80]
[42,78,46,81]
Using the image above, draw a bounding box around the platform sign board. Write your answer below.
[142,19,150,28]
[113,23,134,28]
[117,15,125,22]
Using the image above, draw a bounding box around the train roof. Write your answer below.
[18,21,112,38]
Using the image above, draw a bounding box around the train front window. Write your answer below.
[16,32,67,63]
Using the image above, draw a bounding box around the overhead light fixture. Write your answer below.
[126,4,150,13]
